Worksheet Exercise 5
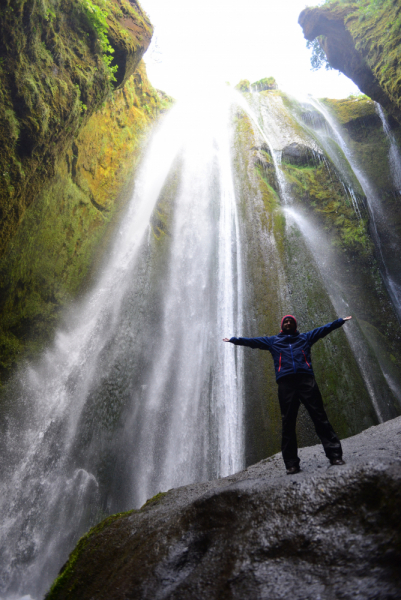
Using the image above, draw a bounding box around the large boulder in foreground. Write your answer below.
[46,417,401,599]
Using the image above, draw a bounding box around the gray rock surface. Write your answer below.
[47,417,401,600]
[300,110,327,130]
[281,142,323,166]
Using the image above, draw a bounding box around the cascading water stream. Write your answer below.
[3,82,401,600]
[375,103,401,191]
[237,91,401,421]
[305,98,401,321]
[282,206,386,422]
[126,90,244,502]
[233,93,290,203]
[0,105,187,600]
[0,89,244,600]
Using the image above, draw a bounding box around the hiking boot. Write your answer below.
[286,466,301,475]
[330,457,345,466]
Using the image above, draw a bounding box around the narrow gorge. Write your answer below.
[1,0,401,599]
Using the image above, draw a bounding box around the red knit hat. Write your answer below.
[281,314,297,331]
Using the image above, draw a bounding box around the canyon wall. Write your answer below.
[233,90,401,465]
[0,0,171,383]
[299,0,401,123]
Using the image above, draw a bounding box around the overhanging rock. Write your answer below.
[298,6,401,124]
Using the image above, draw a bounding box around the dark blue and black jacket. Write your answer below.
[229,319,345,381]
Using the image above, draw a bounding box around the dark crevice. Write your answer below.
[89,193,109,213]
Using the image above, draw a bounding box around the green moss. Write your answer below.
[0,176,104,377]
[312,1,401,117]
[320,96,377,125]
[254,163,280,213]
[348,1,401,110]
[0,61,170,386]
[283,161,372,257]
[235,79,251,92]
[45,508,136,599]
[140,491,167,509]
[0,0,153,260]
[46,489,168,598]
[80,0,118,82]
[251,76,278,91]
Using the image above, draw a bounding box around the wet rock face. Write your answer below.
[0,61,170,385]
[0,0,152,260]
[107,0,153,89]
[300,110,327,130]
[298,7,401,124]
[251,143,278,189]
[46,417,401,600]
[281,142,323,167]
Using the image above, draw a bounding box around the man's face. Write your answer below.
[282,317,296,333]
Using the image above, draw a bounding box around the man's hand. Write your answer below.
[223,338,231,342]
[343,316,352,321]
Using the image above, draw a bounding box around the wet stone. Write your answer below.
[46,416,401,600]
[281,142,324,167]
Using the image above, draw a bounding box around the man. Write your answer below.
[223,315,352,474]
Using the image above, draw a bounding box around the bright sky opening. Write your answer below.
[140,0,360,101]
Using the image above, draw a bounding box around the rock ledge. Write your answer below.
[47,417,401,600]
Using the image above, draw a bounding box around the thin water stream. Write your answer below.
[240,91,401,421]
[306,98,401,321]
[376,103,401,191]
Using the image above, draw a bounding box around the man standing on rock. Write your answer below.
[223,315,352,474]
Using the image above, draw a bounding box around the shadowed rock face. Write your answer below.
[282,142,324,167]
[0,0,153,260]
[107,0,153,89]
[298,7,401,124]
[46,417,401,600]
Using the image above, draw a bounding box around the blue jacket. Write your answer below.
[230,318,345,381]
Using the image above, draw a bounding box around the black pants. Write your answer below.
[277,374,342,468]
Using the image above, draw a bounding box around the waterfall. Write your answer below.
[3,84,401,600]
[237,91,401,421]
[282,206,385,422]
[130,90,244,501]
[305,98,401,321]
[375,103,401,191]
[0,89,244,600]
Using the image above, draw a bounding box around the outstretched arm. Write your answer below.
[306,316,352,345]
[222,336,272,350]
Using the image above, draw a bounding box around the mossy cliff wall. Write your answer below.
[299,0,401,123]
[319,96,396,189]
[233,90,401,465]
[321,96,401,279]
[233,109,286,462]
[0,0,153,260]
[0,60,172,384]
[276,92,401,409]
